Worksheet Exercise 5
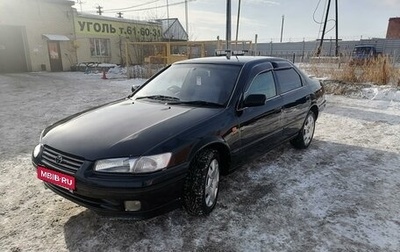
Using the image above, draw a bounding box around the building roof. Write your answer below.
[41,0,75,6]
[76,12,161,26]
[157,18,188,41]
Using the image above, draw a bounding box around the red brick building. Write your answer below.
[386,17,400,39]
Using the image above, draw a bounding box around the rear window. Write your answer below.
[275,68,302,94]
[353,47,373,55]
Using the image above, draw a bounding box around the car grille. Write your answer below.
[41,146,84,174]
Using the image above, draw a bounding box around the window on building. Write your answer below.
[89,38,110,57]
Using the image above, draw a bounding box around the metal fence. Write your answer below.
[251,38,400,63]
[201,38,400,64]
[126,38,400,78]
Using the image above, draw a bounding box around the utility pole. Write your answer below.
[254,34,258,55]
[335,0,339,56]
[226,0,231,51]
[76,0,84,12]
[96,5,103,15]
[117,12,123,18]
[166,0,170,20]
[166,0,170,41]
[280,15,285,43]
[185,0,189,39]
[316,0,332,56]
[235,0,241,50]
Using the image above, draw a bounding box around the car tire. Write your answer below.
[290,110,316,149]
[183,149,220,216]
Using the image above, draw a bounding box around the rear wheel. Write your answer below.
[290,110,316,149]
[183,149,220,216]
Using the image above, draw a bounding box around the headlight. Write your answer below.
[94,153,172,174]
[33,144,43,158]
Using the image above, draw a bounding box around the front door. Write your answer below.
[230,70,283,169]
[48,41,63,72]
[238,70,283,150]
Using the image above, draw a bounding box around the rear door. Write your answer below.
[274,67,311,139]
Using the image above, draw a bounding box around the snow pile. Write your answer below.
[321,80,400,102]
[361,86,400,102]
[107,66,126,75]
[98,63,118,68]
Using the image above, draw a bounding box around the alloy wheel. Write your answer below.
[303,114,315,146]
[204,159,220,207]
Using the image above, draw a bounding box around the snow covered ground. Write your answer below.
[0,71,399,251]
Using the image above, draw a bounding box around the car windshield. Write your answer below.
[133,63,241,106]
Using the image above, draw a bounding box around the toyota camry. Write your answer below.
[32,56,326,219]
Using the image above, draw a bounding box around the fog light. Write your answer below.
[124,201,141,211]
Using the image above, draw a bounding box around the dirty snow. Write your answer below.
[0,71,399,251]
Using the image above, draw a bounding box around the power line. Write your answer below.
[313,0,336,39]
[316,0,339,56]
[313,0,324,24]
[103,0,161,13]
[117,0,196,13]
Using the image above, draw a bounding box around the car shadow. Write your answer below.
[63,139,400,251]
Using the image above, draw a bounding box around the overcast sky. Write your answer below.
[74,0,400,42]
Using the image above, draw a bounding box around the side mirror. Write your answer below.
[131,85,140,93]
[243,94,266,107]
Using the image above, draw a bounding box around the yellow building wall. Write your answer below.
[73,15,162,65]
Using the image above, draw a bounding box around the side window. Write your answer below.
[245,71,277,99]
[275,68,302,94]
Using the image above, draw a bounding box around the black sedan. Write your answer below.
[32,56,326,219]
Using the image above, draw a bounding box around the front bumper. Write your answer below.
[33,150,188,220]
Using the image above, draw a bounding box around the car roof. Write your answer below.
[174,56,293,68]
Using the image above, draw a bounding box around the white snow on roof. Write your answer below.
[42,34,70,41]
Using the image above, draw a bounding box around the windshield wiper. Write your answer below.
[135,95,180,102]
[173,100,224,107]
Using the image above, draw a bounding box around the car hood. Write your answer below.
[42,99,222,160]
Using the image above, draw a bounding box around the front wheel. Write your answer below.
[290,110,316,149]
[183,149,220,216]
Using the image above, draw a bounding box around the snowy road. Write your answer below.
[0,72,399,251]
